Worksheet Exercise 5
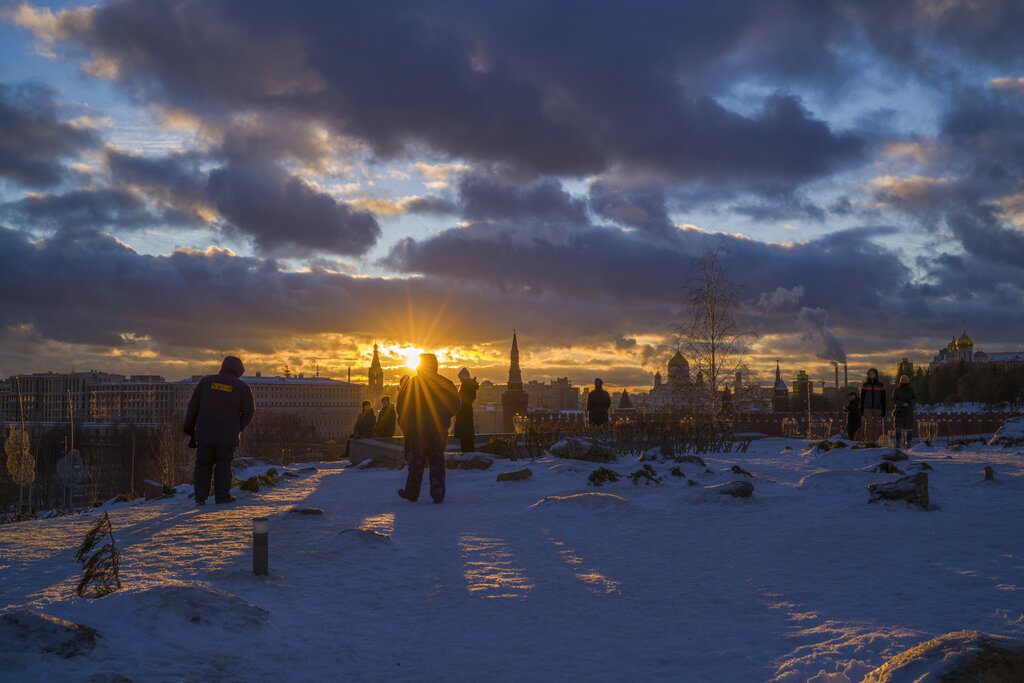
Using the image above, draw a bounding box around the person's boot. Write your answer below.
[215,495,237,505]
[195,498,207,507]
[397,488,417,502]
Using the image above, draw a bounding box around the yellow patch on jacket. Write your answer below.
[211,382,234,393]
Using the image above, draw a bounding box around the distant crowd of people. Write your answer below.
[844,368,916,446]
[181,355,918,507]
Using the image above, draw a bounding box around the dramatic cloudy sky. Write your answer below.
[1,0,1023,389]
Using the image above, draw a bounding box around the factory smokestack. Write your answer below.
[833,361,839,388]
[843,362,848,387]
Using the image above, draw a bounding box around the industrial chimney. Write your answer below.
[833,361,839,388]
[843,362,848,387]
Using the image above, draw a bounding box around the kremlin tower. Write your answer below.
[501,332,529,432]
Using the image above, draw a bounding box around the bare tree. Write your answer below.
[675,248,757,429]
[150,416,191,487]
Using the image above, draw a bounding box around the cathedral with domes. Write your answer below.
[929,325,975,367]
[646,351,699,411]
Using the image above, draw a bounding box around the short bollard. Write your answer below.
[253,517,269,576]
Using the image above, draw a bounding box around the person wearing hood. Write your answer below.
[892,375,916,447]
[454,367,479,453]
[844,391,861,441]
[374,395,397,438]
[859,368,886,443]
[344,400,377,459]
[183,355,255,505]
[587,378,612,427]
[396,354,460,503]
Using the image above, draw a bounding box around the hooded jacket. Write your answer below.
[374,403,397,437]
[353,407,377,438]
[183,356,256,447]
[587,386,612,424]
[396,366,460,447]
[454,378,479,439]
[891,384,916,416]
[859,369,886,414]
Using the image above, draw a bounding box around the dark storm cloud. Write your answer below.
[0,187,195,232]
[43,0,865,186]
[589,184,675,240]
[458,172,588,225]
[103,150,381,256]
[870,87,1024,270]
[0,82,96,187]
[206,163,380,256]
[0,227,670,353]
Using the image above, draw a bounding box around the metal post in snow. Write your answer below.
[253,517,269,576]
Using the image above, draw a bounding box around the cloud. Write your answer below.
[0,82,97,187]
[0,187,195,233]
[27,1,865,187]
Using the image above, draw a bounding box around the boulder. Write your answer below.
[587,467,621,486]
[549,437,617,463]
[873,461,904,475]
[989,416,1024,447]
[288,506,324,516]
[0,610,98,659]
[868,472,929,509]
[347,439,406,469]
[230,457,275,477]
[445,453,493,470]
[881,448,909,462]
[705,480,754,498]
[864,630,1024,682]
[142,479,165,501]
[496,468,532,482]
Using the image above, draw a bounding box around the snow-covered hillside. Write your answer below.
[1,439,1022,682]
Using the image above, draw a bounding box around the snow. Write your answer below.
[1,440,1023,681]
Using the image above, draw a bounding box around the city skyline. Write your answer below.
[2,2,1024,386]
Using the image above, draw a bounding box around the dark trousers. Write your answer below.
[459,436,474,453]
[402,443,446,502]
[194,444,235,502]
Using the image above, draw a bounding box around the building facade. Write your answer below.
[526,377,580,411]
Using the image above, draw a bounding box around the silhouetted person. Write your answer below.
[344,400,376,458]
[892,375,916,447]
[375,395,397,438]
[587,378,611,427]
[844,392,861,441]
[860,368,886,443]
[396,354,459,503]
[454,367,479,453]
[397,375,411,461]
[183,355,255,506]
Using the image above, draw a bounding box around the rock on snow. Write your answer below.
[864,630,1024,682]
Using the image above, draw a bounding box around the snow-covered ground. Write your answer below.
[1,439,1023,682]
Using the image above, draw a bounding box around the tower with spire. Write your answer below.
[501,331,529,432]
[368,343,384,395]
[772,360,790,413]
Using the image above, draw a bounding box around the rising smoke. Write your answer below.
[797,306,847,363]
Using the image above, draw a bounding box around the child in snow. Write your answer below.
[844,392,861,441]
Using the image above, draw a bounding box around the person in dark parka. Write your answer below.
[844,392,861,441]
[891,375,916,447]
[344,401,377,459]
[396,354,460,503]
[587,378,612,427]
[859,368,886,443]
[454,367,478,453]
[374,395,397,438]
[183,355,255,505]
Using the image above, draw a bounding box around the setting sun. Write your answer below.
[403,348,424,370]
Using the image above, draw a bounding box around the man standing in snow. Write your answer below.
[183,355,256,505]
[587,378,612,427]
[859,368,886,444]
[396,354,460,503]
[454,367,479,453]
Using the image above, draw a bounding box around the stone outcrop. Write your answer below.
[445,454,494,470]
[868,472,929,509]
[705,480,754,498]
[864,630,1024,682]
[549,437,617,463]
[496,468,532,482]
[0,610,98,659]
